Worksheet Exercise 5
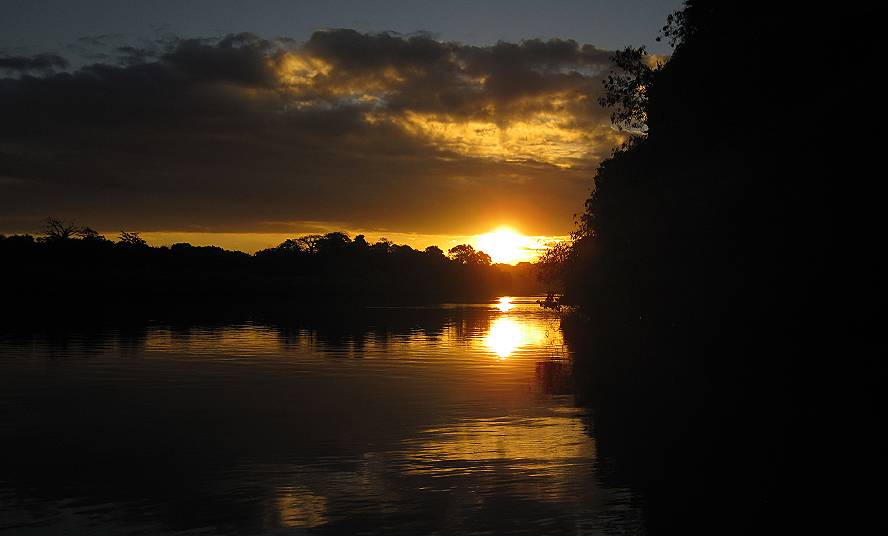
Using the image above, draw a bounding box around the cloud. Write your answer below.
[0,31,627,237]
[0,53,69,74]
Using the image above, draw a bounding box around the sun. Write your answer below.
[475,227,534,265]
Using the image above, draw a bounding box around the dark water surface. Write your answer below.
[0,298,642,535]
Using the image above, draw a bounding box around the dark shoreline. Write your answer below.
[561,309,819,535]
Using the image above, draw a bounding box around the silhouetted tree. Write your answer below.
[424,245,445,258]
[3,221,543,313]
[42,217,79,241]
[535,240,572,293]
[316,232,351,254]
[598,46,660,132]
[353,234,369,249]
[78,227,106,241]
[118,231,147,247]
[295,234,323,254]
[447,244,491,266]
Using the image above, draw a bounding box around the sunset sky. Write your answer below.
[0,0,680,260]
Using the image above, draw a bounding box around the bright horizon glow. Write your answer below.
[475,227,540,265]
[111,227,565,262]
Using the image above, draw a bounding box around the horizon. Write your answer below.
[1,222,565,264]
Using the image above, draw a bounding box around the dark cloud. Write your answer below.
[304,29,449,71]
[162,33,283,87]
[0,31,627,237]
[0,53,69,75]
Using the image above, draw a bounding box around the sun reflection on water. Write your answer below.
[401,410,597,502]
[484,298,553,359]
[0,297,642,535]
[496,296,515,312]
[486,317,523,359]
[272,485,328,528]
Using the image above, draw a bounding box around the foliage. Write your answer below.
[118,231,147,246]
[41,217,80,241]
[551,1,853,532]
[597,47,659,133]
[447,244,492,266]
[2,225,544,311]
[658,0,715,48]
[535,240,573,293]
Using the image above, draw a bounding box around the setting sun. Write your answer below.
[475,227,538,265]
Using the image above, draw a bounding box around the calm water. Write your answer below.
[0,298,642,535]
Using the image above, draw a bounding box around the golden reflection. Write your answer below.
[273,485,328,528]
[144,324,282,356]
[138,295,561,363]
[486,316,522,359]
[484,315,550,359]
[409,415,593,465]
[402,412,596,501]
[496,296,515,312]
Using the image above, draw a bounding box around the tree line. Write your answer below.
[1,218,544,315]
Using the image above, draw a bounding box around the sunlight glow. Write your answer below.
[483,315,552,359]
[391,110,597,168]
[476,227,538,264]
[496,296,515,312]
[486,316,524,359]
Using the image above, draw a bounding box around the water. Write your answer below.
[0,298,642,535]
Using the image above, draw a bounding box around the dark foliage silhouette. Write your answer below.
[41,217,81,241]
[1,228,543,317]
[447,244,492,266]
[540,1,875,534]
[597,46,659,132]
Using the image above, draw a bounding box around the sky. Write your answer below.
[0,0,682,258]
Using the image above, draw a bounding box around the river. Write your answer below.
[0,297,642,535]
